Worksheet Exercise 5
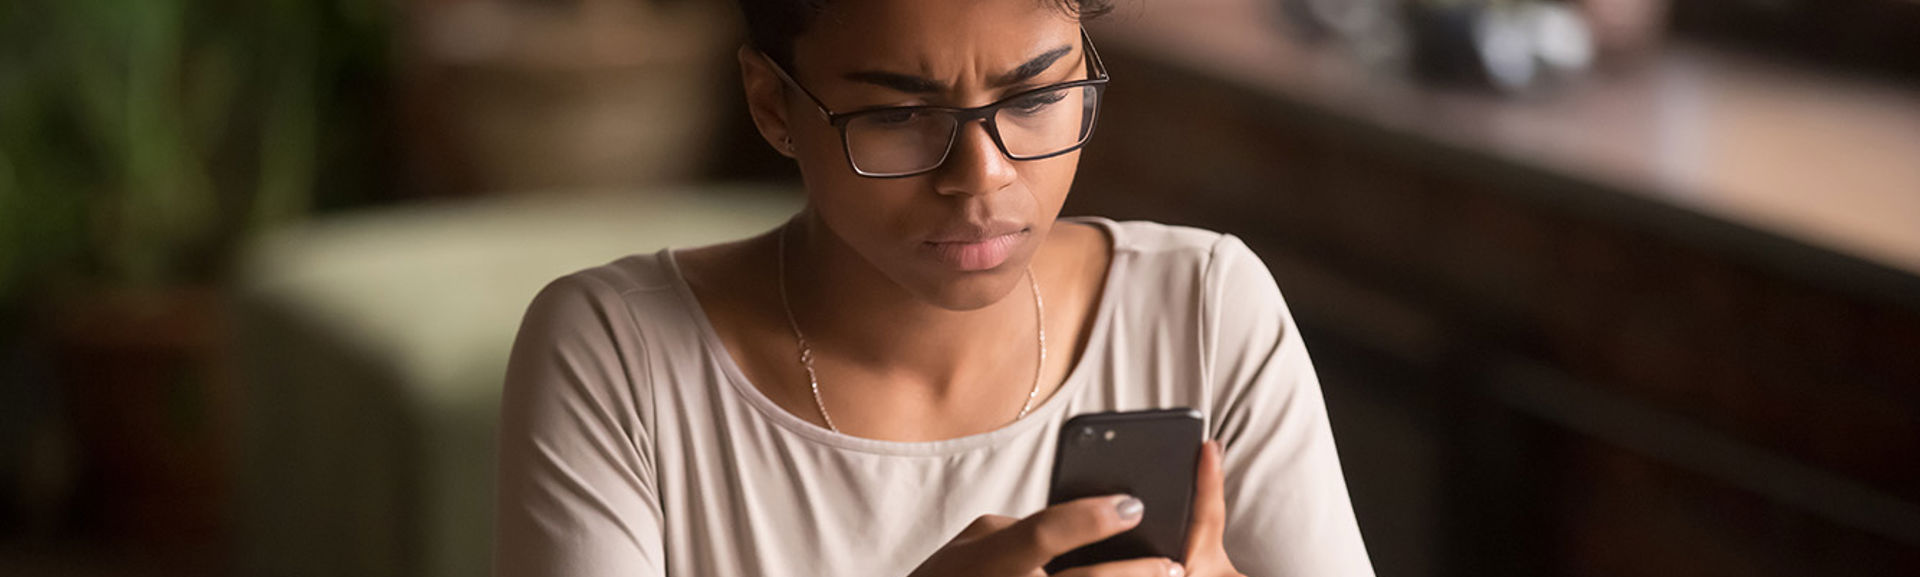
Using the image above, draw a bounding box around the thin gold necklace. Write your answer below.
[775,221,1047,434]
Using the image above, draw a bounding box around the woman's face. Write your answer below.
[775,0,1089,311]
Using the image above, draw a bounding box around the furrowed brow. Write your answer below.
[843,70,944,94]
[842,44,1077,94]
[989,45,1073,87]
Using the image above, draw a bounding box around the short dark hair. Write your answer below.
[736,0,1115,71]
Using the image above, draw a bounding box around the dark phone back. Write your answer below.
[1044,408,1204,573]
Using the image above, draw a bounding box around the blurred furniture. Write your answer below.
[47,287,232,576]
[400,0,740,197]
[231,185,800,577]
[1076,2,1920,576]
[1669,0,1920,79]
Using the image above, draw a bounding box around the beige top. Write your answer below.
[495,217,1375,577]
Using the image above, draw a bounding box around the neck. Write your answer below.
[778,212,1039,393]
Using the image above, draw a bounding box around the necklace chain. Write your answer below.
[776,221,1047,434]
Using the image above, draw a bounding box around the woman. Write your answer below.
[495,0,1375,575]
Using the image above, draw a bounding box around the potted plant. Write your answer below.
[0,0,392,568]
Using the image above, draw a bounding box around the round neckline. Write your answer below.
[660,216,1125,457]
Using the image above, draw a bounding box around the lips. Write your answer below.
[921,223,1030,271]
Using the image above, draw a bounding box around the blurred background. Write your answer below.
[0,0,1916,576]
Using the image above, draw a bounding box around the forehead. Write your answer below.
[791,0,1081,77]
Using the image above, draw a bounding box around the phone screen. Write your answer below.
[1044,408,1204,573]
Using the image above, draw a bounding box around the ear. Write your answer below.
[737,45,798,159]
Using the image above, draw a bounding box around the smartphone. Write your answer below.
[1044,408,1205,573]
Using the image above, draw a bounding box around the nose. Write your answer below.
[930,118,1018,197]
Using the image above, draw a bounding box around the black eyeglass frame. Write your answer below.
[763,27,1111,178]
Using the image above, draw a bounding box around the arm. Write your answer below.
[1200,235,1375,577]
[496,274,667,577]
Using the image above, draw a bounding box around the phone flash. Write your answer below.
[1103,430,1117,441]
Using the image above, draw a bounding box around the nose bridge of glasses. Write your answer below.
[941,113,1015,171]
[907,106,1001,162]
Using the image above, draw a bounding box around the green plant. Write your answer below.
[0,0,392,303]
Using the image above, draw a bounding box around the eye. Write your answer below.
[867,108,923,126]
[1008,90,1069,115]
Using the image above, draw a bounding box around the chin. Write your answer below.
[899,257,1034,312]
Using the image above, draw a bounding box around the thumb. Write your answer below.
[974,494,1144,574]
[1185,441,1228,564]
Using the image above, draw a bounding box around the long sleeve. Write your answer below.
[1199,235,1375,577]
[496,273,667,577]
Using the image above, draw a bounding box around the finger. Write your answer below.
[1052,557,1185,577]
[1185,441,1227,563]
[975,494,1144,573]
[957,514,1019,542]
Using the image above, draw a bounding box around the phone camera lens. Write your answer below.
[1074,426,1098,446]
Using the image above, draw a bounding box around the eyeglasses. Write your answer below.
[764,28,1110,178]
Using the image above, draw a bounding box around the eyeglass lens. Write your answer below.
[842,84,1101,176]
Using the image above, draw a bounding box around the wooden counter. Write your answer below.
[1068,3,1920,576]
[1089,0,1920,311]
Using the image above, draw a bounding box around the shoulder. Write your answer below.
[1086,218,1297,396]
[1093,219,1262,277]
[505,252,712,434]
[1098,218,1231,260]
[512,251,700,363]
[1085,217,1290,345]
[521,253,673,324]
[1087,218,1278,310]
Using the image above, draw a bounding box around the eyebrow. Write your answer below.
[842,44,1076,94]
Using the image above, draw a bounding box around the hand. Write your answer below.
[908,494,1186,577]
[1181,441,1246,577]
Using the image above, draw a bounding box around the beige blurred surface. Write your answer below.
[232,185,800,577]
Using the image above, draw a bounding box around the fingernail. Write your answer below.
[1167,561,1186,577]
[1115,495,1144,520]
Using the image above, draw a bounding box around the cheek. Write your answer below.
[1023,151,1082,214]
[800,162,921,242]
